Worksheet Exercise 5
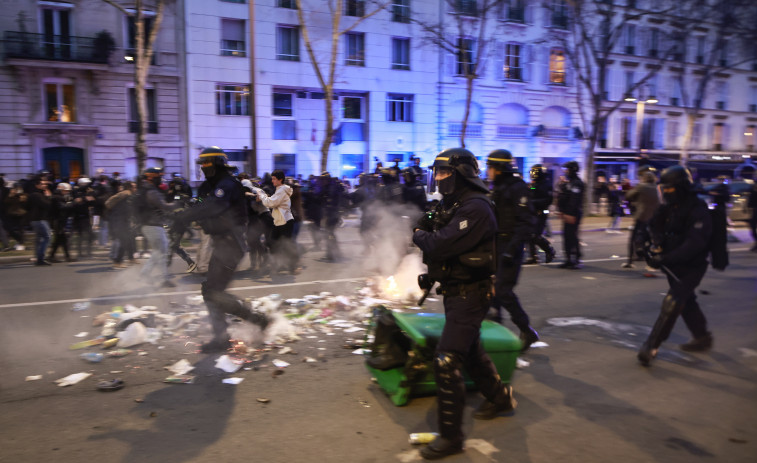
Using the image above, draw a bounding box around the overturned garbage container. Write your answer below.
[365,307,521,406]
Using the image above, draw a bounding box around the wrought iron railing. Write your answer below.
[3,31,109,63]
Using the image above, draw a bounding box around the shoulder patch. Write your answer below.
[215,188,225,198]
[519,196,528,205]
[459,219,468,230]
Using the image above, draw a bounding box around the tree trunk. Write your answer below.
[459,75,475,148]
[135,3,147,174]
[320,87,335,173]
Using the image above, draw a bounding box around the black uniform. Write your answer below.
[490,175,535,336]
[175,168,266,349]
[638,167,713,366]
[413,188,512,447]
[557,174,584,267]
[748,183,757,250]
[527,176,554,262]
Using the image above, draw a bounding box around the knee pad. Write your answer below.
[434,352,462,379]
[661,294,680,315]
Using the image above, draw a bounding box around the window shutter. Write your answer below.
[542,46,550,84]
[654,119,665,149]
[523,44,532,82]
[494,41,505,81]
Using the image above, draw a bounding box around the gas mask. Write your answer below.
[436,169,456,195]
[201,165,216,178]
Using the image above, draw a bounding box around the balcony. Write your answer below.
[496,125,529,138]
[448,123,483,138]
[3,31,109,65]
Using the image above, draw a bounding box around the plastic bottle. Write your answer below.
[408,432,439,444]
[80,352,104,363]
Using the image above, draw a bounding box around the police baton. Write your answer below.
[660,264,680,283]
[417,286,433,306]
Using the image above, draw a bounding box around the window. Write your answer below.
[691,123,701,148]
[216,84,250,115]
[549,48,566,85]
[276,25,299,61]
[128,87,158,133]
[345,0,365,16]
[392,0,410,23]
[221,19,246,57]
[695,36,705,64]
[649,28,659,57]
[273,93,293,117]
[387,94,413,122]
[621,117,633,148]
[745,125,755,151]
[719,43,728,67]
[715,81,727,110]
[667,120,679,149]
[624,24,635,55]
[277,0,296,8]
[392,37,410,70]
[345,32,365,66]
[222,0,247,3]
[126,13,155,62]
[670,77,682,106]
[273,120,296,139]
[40,5,71,60]
[343,97,363,119]
[750,86,757,112]
[551,0,568,29]
[624,70,634,98]
[713,123,725,150]
[456,37,475,76]
[504,43,522,80]
[641,118,656,149]
[500,0,525,22]
[273,154,296,177]
[45,79,76,123]
[455,0,478,16]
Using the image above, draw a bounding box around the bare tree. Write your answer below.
[671,0,757,168]
[412,0,505,147]
[295,0,389,173]
[101,0,166,174]
[545,0,683,202]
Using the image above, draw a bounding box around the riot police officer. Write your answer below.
[525,164,556,264]
[413,148,516,460]
[486,150,540,351]
[638,165,713,366]
[556,160,585,269]
[173,147,268,353]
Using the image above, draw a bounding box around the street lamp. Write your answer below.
[625,89,658,156]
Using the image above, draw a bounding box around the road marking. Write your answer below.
[0,277,365,309]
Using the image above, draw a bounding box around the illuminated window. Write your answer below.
[504,43,522,80]
[549,48,566,85]
[221,19,246,57]
[44,79,76,122]
[216,84,250,115]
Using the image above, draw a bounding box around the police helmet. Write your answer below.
[196,146,229,167]
[660,165,692,190]
[436,147,488,193]
[486,149,516,173]
[57,182,72,192]
[530,164,546,181]
[401,167,417,185]
[562,160,579,176]
[77,177,92,187]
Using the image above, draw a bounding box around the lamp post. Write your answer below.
[625,88,658,163]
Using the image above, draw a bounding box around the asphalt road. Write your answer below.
[1,218,755,463]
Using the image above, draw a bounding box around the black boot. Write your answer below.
[637,341,658,367]
[680,332,713,352]
[545,246,556,263]
[519,326,539,352]
[420,437,464,460]
[200,337,232,353]
[473,384,517,420]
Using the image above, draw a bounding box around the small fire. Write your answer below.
[383,276,401,299]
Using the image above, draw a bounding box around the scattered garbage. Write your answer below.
[106,349,132,358]
[55,372,92,387]
[215,355,243,373]
[256,398,270,403]
[516,358,530,369]
[25,375,42,381]
[96,379,124,391]
[72,302,90,311]
[166,359,194,375]
[164,374,195,384]
[530,341,549,348]
[69,338,105,350]
[102,338,120,349]
[409,432,439,445]
[272,359,290,368]
[73,331,89,338]
[117,322,147,348]
[222,377,244,385]
[80,352,104,363]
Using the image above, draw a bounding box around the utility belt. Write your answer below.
[438,278,492,297]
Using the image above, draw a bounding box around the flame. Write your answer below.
[384,276,401,299]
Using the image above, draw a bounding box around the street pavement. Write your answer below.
[0,217,755,463]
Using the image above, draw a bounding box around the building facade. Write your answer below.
[0,0,187,181]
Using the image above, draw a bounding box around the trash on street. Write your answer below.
[54,372,92,387]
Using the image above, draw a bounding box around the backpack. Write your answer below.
[709,207,729,271]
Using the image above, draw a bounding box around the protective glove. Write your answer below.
[645,252,663,269]
[415,210,436,233]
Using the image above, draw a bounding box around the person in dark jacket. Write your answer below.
[748,181,757,252]
[136,168,176,287]
[48,182,74,262]
[486,150,540,351]
[556,161,585,269]
[27,176,53,265]
[622,168,660,268]
[71,177,95,259]
[525,164,556,264]
[638,166,713,366]
[105,181,137,269]
[173,147,268,353]
[411,148,516,460]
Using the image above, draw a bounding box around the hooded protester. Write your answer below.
[256,169,298,273]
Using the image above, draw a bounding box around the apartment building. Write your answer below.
[594,1,757,181]
[183,0,583,181]
[0,0,186,181]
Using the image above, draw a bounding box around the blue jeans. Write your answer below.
[31,220,51,263]
[140,225,169,282]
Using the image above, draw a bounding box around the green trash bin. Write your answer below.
[365,311,521,406]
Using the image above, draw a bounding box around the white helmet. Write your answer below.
[57,182,72,192]
[77,177,92,187]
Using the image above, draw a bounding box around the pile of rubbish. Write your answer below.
[41,276,427,389]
